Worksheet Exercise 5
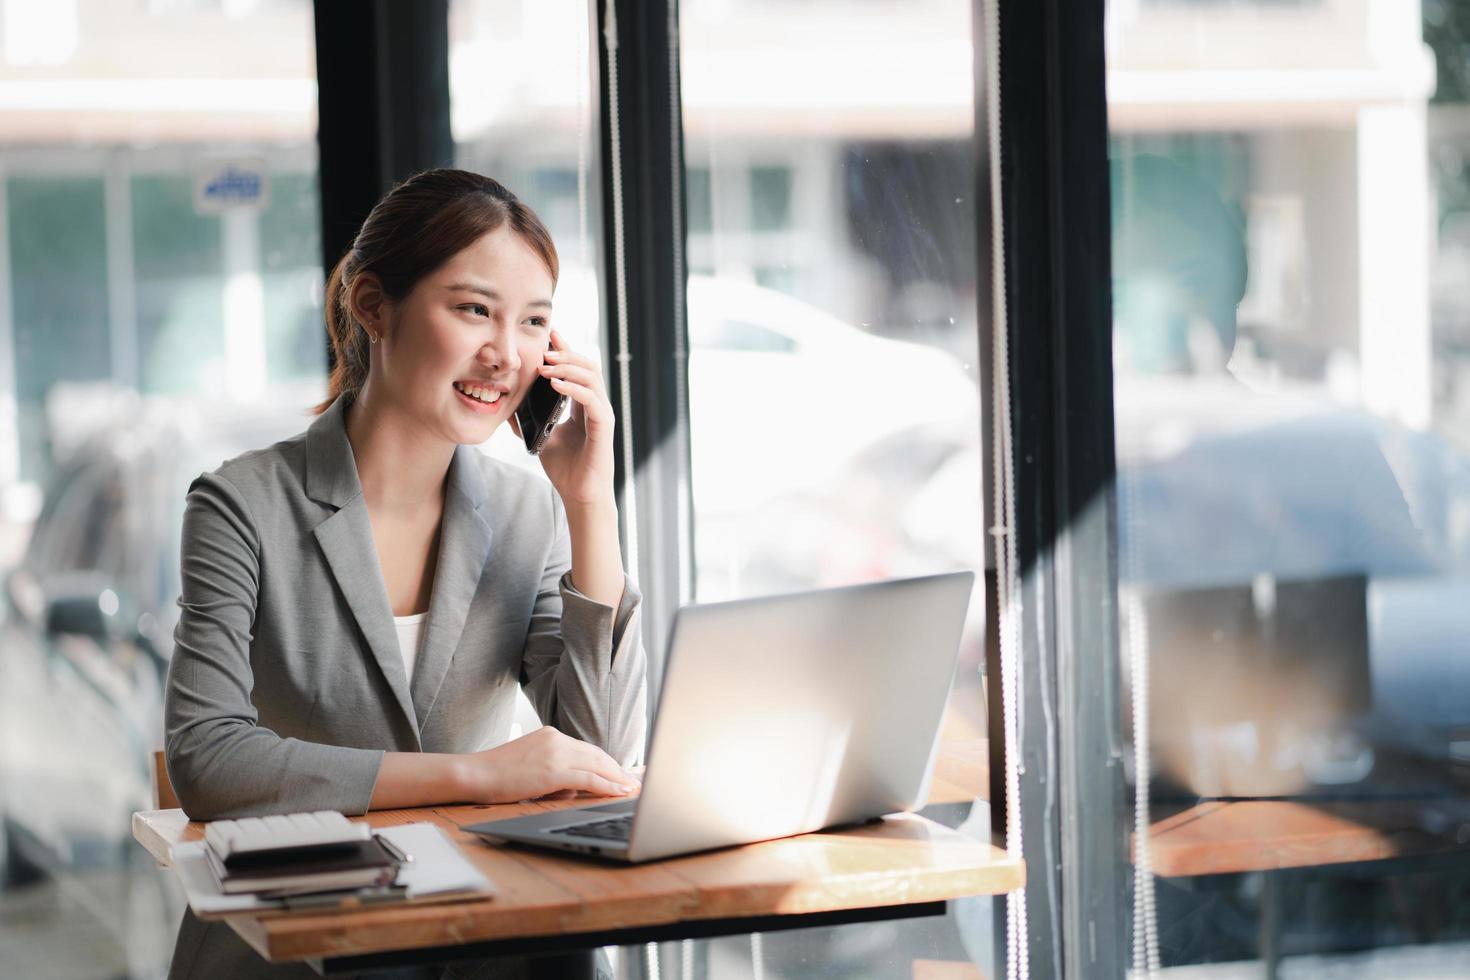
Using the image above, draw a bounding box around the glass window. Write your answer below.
[0,1,321,973]
[691,318,799,353]
[687,164,713,239]
[131,174,226,396]
[681,2,982,602]
[750,163,793,231]
[24,455,104,577]
[1,19,321,487]
[678,0,992,976]
[260,170,327,386]
[1109,0,1470,974]
[8,176,111,482]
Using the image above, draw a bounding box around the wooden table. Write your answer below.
[1144,796,1470,878]
[133,740,1019,973]
[1140,796,1470,979]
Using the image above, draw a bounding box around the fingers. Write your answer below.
[568,769,638,798]
[538,359,600,387]
[565,738,639,793]
[544,376,611,427]
[520,726,638,798]
[539,352,611,426]
[592,752,641,789]
[543,335,601,377]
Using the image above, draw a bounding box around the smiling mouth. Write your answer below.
[453,381,504,406]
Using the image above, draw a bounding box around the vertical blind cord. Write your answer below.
[982,0,1029,977]
[666,0,693,603]
[1118,162,1162,977]
[576,3,590,274]
[603,0,640,585]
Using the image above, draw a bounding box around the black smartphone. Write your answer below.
[515,349,569,455]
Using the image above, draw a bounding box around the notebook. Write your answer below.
[203,835,399,895]
[205,810,370,867]
[174,822,494,918]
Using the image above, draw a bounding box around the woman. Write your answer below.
[164,169,647,977]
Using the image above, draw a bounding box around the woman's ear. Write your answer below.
[348,272,388,339]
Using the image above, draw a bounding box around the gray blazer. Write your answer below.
[163,392,648,821]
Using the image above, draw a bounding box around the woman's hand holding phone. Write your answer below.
[456,725,640,802]
[516,328,617,508]
[510,328,626,607]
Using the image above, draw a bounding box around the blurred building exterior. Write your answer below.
[1,0,1448,470]
[1110,0,1442,434]
[0,0,322,551]
[0,0,1459,495]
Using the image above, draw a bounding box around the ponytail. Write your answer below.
[312,250,371,415]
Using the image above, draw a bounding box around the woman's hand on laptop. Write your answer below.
[458,726,640,803]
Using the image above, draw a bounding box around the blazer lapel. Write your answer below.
[304,395,420,745]
[412,443,494,729]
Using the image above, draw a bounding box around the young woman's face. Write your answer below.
[378,224,555,445]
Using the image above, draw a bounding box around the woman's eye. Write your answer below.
[527,316,549,328]
[461,304,489,317]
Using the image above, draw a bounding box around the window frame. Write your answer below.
[594,0,1130,974]
[984,0,1128,976]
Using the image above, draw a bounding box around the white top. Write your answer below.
[393,612,428,683]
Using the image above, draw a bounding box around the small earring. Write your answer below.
[367,331,378,345]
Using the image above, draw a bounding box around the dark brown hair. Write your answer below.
[314,169,559,414]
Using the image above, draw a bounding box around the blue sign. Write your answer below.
[193,158,270,214]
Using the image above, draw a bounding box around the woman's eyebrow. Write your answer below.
[446,281,552,310]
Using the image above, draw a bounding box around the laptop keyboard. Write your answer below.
[549,814,634,842]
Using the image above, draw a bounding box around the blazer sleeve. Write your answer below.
[519,489,649,766]
[163,472,384,820]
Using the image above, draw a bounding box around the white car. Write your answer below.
[501,270,982,597]
[494,270,982,500]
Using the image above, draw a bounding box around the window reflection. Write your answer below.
[1111,0,1470,973]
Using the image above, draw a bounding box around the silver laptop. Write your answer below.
[465,571,976,863]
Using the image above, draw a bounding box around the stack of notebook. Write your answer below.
[202,811,403,898]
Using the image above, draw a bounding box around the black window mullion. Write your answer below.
[594,0,694,709]
[313,0,453,300]
[983,0,1127,976]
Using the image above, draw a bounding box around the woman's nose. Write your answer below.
[480,328,520,374]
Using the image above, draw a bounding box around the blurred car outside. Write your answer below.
[536,269,987,679]
[0,382,317,978]
[542,269,982,515]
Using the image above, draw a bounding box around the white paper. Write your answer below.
[173,822,493,919]
[381,823,494,898]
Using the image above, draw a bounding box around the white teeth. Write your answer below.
[455,381,501,404]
